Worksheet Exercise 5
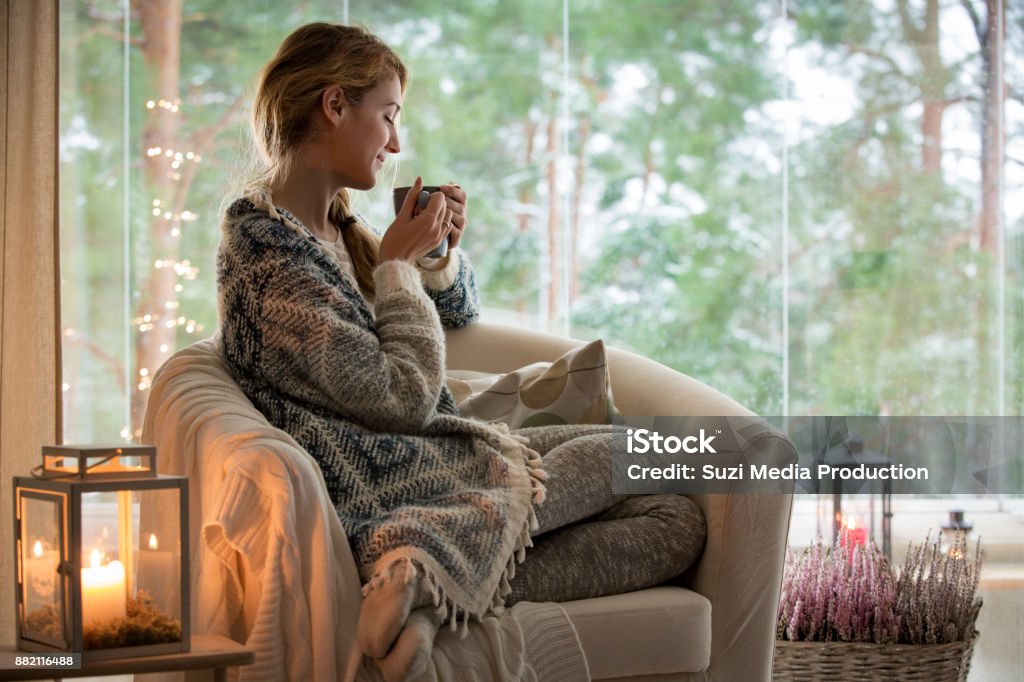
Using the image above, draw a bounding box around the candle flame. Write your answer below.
[148,533,159,551]
[840,514,862,530]
[90,549,102,569]
[33,540,43,558]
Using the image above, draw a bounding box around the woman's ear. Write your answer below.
[321,86,347,126]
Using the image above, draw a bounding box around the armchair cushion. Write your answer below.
[561,587,712,679]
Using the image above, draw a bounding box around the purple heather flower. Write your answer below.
[778,533,980,645]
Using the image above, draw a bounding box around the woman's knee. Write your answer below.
[600,494,707,568]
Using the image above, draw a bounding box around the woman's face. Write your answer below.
[328,74,403,190]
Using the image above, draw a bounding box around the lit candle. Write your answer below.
[81,550,126,625]
[840,517,868,549]
[25,540,57,604]
[138,533,175,607]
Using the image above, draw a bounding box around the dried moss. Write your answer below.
[81,590,182,650]
[24,604,62,639]
[22,590,182,651]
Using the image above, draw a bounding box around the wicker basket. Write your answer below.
[772,634,978,681]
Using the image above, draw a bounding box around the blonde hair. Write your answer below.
[248,22,408,296]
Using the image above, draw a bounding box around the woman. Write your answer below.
[217,22,705,681]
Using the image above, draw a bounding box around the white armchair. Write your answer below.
[445,323,795,681]
[143,322,794,681]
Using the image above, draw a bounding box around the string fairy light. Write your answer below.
[62,101,208,402]
[145,146,202,163]
[76,93,210,412]
[145,98,181,113]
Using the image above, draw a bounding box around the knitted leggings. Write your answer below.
[506,424,706,604]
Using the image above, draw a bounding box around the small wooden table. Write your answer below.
[0,634,254,681]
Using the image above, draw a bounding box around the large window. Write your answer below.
[60,1,1022,442]
[59,1,1022,676]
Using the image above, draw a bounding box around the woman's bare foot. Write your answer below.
[375,607,442,682]
[358,559,432,659]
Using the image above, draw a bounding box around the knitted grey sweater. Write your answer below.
[216,195,544,622]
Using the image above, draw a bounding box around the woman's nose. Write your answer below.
[386,130,400,154]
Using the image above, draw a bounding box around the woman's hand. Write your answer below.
[380,177,452,263]
[439,182,467,249]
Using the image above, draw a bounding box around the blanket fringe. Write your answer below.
[491,422,543,605]
[492,422,547,513]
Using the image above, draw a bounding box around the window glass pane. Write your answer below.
[787,0,1012,416]
[60,1,132,442]
[568,0,787,413]
[1007,0,1024,415]
[59,1,350,442]
[354,0,558,328]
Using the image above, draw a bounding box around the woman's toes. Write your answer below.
[358,560,432,659]
[375,607,442,682]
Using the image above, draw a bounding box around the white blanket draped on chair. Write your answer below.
[141,337,588,682]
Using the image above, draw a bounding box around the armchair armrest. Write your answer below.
[446,323,795,681]
[685,442,794,681]
[445,322,752,416]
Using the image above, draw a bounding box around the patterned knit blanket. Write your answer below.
[216,196,545,624]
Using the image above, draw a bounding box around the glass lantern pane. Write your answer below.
[79,487,183,649]
[19,493,66,645]
[79,491,129,644]
[133,487,183,645]
[816,490,884,549]
[837,495,874,549]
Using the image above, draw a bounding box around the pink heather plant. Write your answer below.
[777,533,981,645]
[895,532,983,645]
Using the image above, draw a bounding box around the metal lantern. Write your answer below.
[940,509,979,560]
[13,444,189,661]
[815,431,894,558]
